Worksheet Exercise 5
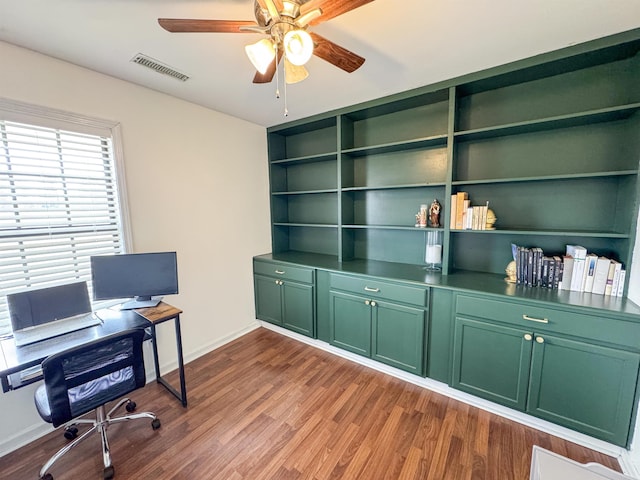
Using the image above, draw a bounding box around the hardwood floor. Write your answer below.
[0,327,623,479]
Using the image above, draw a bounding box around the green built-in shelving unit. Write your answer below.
[266,28,640,294]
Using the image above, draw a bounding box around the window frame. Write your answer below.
[0,97,132,335]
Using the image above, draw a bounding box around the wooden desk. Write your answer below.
[135,302,187,407]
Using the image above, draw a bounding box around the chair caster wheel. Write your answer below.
[103,465,115,479]
[40,473,54,480]
[64,426,78,440]
[151,418,161,430]
[125,400,137,412]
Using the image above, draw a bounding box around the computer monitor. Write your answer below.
[90,252,178,309]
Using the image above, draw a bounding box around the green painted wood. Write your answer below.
[527,333,640,446]
[254,274,284,326]
[456,55,639,131]
[329,273,428,306]
[271,158,338,193]
[315,269,331,342]
[253,260,314,284]
[282,281,315,337]
[351,229,432,265]
[427,289,454,382]
[329,290,372,356]
[452,316,533,410]
[372,300,425,374]
[342,146,448,189]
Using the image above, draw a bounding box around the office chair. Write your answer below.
[34,329,161,480]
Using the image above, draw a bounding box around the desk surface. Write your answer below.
[0,307,151,379]
[135,301,182,323]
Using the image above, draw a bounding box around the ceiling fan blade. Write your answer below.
[158,18,256,33]
[253,50,283,84]
[301,0,374,26]
[310,32,365,73]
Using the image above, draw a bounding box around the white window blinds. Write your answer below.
[0,118,127,336]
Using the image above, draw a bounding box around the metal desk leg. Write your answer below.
[150,315,187,407]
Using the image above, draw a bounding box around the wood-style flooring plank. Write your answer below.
[0,327,625,479]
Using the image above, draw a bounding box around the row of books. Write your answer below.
[514,244,625,296]
[450,192,490,230]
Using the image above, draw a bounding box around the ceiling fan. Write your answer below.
[158,0,373,84]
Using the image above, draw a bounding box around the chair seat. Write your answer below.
[35,384,52,423]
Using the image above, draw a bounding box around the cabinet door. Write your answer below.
[282,281,314,337]
[372,300,425,375]
[329,291,371,356]
[527,333,640,446]
[254,275,283,325]
[452,317,533,410]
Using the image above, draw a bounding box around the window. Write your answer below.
[0,99,130,336]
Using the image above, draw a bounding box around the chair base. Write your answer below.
[39,398,160,480]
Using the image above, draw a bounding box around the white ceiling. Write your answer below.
[1,0,639,128]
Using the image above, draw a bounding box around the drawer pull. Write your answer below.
[523,314,549,324]
[364,286,380,293]
[274,270,285,275]
[371,301,377,307]
[524,333,533,341]
[365,300,371,306]
[536,336,545,344]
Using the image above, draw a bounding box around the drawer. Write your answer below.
[456,294,640,350]
[253,260,314,284]
[330,273,428,306]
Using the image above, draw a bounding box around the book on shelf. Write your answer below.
[617,269,626,297]
[583,254,598,293]
[455,192,468,230]
[450,192,489,230]
[553,255,562,289]
[605,261,617,296]
[591,257,611,295]
[566,245,587,291]
[610,261,623,297]
[559,256,574,291]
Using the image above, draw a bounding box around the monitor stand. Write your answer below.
[120,296,162,310]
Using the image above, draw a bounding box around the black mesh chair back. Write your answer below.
[34,328,160,480]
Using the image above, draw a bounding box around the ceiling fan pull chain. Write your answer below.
[284,78,289,117]
[275,43,281,99]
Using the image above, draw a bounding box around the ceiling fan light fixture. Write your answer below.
[284,58,309,84]
[283,29,313,66]
[245,38,276,74]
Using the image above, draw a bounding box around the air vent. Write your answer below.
[130,53,190,82]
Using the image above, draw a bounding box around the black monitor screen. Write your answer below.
[90,252,178,309]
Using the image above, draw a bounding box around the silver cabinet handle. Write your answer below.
[524,333,533,341]
[274,270,285,275]
[274,280,279,285]
[365,300,371,306]
[364,286,380,293]
[536,336,545,344]
[371,301,377,307]
[523,314,549,324]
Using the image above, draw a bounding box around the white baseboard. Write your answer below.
[259,321,638,476]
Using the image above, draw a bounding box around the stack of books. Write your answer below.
[513,244,625,296]
[450,192,489,230]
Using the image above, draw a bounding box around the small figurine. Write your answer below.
[485,208,497,230]
[505,260,517,283]
[428,199,441,228]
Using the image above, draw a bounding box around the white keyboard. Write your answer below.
[13,313,101,347]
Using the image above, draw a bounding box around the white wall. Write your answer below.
[0,41,272,454]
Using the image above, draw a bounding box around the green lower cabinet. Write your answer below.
[372,301,424,375]
[329,291,372,356]
[527,333,640,445]
[330,290,425,374]
[452,315,640,446]
[254,274,314,337]
[452,317,533,410]
[255,274,284,325]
